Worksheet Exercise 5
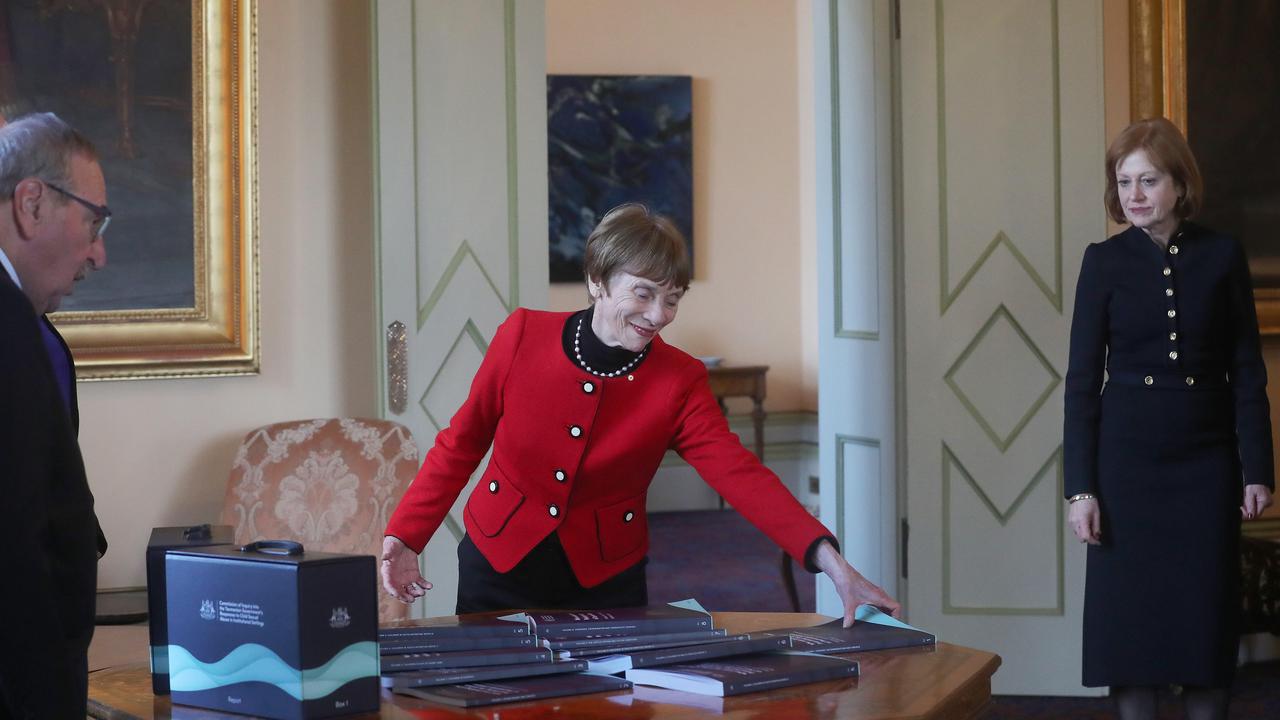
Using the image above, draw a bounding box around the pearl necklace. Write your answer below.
[574,316,649,378]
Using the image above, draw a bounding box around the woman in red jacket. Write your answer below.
[381,204,899,625]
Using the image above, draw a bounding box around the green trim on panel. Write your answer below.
[1050,0,1063,312]
[834,435,882,559]
[941,442,1064,615]
[414,5,515,328]
[419,319,490,433]
[829,0,880,341]
[935,0,1063,315]
[828,0,841,336]
[934,0,948,314]
[943,231,1060,315]
[890,0,909,600]
[417,240,507,331]
[410,0,424,320]
[371,0,385,418]
[503,0,519,311]
[943,304,1061,452]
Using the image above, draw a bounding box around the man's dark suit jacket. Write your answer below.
[0,269,105,719]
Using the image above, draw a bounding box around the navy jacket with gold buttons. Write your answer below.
[1063,222,1275,498]
[386,308,834,588]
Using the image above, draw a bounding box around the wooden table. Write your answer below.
[87,612,1000,719]
[706,365,768,510]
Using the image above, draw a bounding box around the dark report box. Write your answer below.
[146,524,236,694]
[165,541,379,719]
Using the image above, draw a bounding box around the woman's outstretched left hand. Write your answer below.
[811,539,902,627]
[1242,484,1274,520]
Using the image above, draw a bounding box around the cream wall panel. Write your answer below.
[943,444,1062,610]
[901,0,1105,696]
[413,1,512,309]
[814,0,898,617]
[837,438,884,575]
[374,0,547,617]
[832,0,881,338]
[941,0,1060,311]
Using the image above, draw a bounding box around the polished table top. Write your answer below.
[88,611,1000,719]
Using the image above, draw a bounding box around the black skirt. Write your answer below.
[455,533,647,614]
[1083,384,1241,687]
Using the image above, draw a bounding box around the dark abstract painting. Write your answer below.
[547,74,692,283]
[0,0,193,311]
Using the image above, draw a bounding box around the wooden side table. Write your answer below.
[706,365,769,509]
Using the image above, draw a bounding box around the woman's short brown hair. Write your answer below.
[1104,117,1203,224]
[582,203,691,290]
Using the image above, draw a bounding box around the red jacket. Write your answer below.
[385,309,834,588]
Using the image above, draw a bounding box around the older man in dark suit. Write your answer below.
[0,112,110,719]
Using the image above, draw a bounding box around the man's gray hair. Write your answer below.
[0,112,98,200]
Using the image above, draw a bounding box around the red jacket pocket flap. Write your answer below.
[595,493,647,562]
[466,471,525,538]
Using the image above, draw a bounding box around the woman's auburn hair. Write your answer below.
[583,203,691,291]
[1103,116,1203,224]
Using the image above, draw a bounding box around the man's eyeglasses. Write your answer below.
[45,182,111,238]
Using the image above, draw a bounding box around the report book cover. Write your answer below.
[399,673,632,707]
[378,614,529,641]
[624,652,858,697]
[503,599,712,637]
[540,628,727,650]
[384,659,587,690]
[378,634,537,654]
[555,633,751,660]
[763,606,936,655]
[379,647,552,672]
[584,634,792,675]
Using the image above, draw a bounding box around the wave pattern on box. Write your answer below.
[168,641,378,700]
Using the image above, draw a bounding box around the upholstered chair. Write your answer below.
[219,418,420,622]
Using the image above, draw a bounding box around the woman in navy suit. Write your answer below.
[381,204,900,625]
[1065,117,1274,720]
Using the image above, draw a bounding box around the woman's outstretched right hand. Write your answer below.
[381,535,432,604]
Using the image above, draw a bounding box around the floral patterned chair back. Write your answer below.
[220,418,420,622]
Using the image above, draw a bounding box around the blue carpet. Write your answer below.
[646,509,816,613]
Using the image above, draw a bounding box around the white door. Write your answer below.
[373,0,549,618]
[899,0,1105,694]
[813,0,900,617]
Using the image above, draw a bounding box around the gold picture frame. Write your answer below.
[1129,0,1185,133]
[50,0,259,378]
[1130,0,1280,334]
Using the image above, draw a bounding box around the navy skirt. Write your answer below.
[1083,384,1241,687]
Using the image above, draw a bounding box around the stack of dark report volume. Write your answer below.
[617,605,935,698]
[377,601,933,705]
[377,599,716,706]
